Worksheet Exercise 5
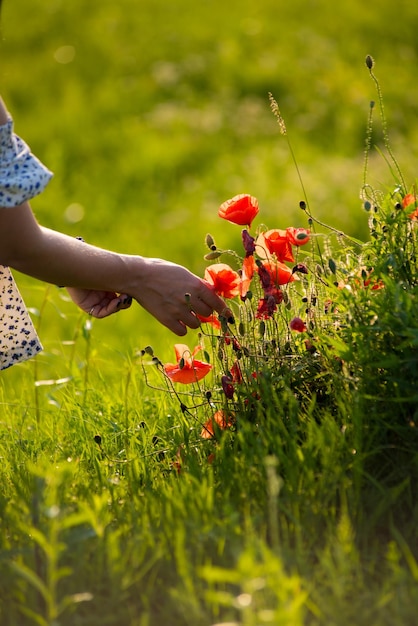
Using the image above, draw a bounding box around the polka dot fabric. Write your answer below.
[0,266,42,370]
[0,116,53,370]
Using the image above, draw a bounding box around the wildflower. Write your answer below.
[242,229,256,256]
[402,193,418,220]
[196,313,221,330]
[201,410,234,439]
[289,317,307,332]
[262,259,296,286]
[240,255,257,298]
[364,277,385,290]
[358,267,384,291]
[255,283,284,319]
[231,360,243,383]
[204,263,241,299]
[286,227,311,246]
[292,263,309,275]
[164,344,212,384]
[221,374,235,399]
[256,295,277,319]
[218,194,259,228]
[256,229,294,263]
[256,260,272,290]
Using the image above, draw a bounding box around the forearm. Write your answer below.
[24,226,140,293]
[0,201,141,293]
[0,201,230,335]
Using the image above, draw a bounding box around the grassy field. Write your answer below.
[1,1,418,624]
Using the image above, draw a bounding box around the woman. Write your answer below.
[0,95,227,369]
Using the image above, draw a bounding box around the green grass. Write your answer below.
[1,1,418,624]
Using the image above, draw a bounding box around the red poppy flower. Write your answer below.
[218,194,259,228]
[256,230,295,263]
[231,361,243,384]
[262,260,296,286]
[204,263,241,299]
[402,193,418,219]
[289,317,307,332]
[164,344,212,384]
[402,194,416,209]
[363,277,385,291]
[286,227,311,246]
[240,255,257,298]
[196,314,221,330]
[358,267,385,291]
[221,374,235,399]
[256,295,277,319]
[201,410,234,439]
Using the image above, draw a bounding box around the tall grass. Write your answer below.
[1,1,418,624]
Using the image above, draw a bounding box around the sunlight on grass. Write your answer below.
[1,1,418,625]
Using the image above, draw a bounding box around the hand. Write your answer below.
[66,287,132,318]
[132,258,231,335]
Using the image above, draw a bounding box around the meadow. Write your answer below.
[1,0,418,624]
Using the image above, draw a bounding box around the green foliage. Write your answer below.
[2,1,418,624]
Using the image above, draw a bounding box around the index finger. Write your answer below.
[198,280,234,321]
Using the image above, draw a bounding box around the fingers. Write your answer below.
[197,281,234,320]
[90,294,132,318]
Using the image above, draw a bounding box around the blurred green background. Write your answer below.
[1,0,417,375]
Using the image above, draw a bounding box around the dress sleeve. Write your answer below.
[0,117,53,208]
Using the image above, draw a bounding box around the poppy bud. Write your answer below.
[221,375,235,399]
[242,229,256,256]
[94,434,102,445]
[144,345,154,356]
[292,263,309,275]
[299,200,307,210]
[365,55,374,69]
[328,258,337,274]
[204,251,222,260]
[205,233,216,249]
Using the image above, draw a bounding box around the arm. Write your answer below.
[0,201,229,334]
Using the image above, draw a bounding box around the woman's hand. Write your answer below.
[129,258,231,335]
[66,287,132,318]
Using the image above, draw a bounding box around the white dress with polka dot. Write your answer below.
[0,116,53,370]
